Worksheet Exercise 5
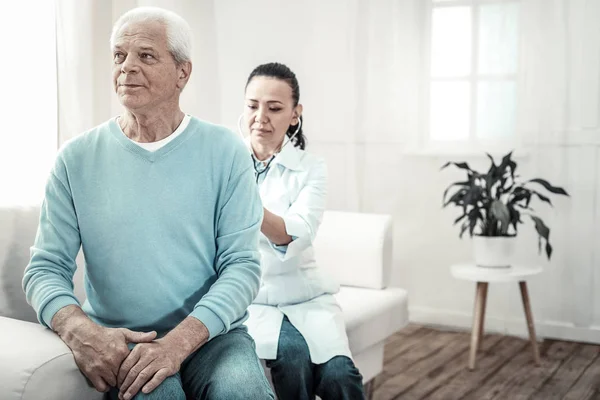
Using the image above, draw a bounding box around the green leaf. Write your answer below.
[509,186,530,204]
[532,190,553,206]
[546,242,553,259]
[483,154,502,197]
[442,181,470,204]
[500,151,517,178]
[485,173,496,196]
[453,212,468,225]
[469,214,477,236]
[506,203,521,233]
[463,186,483,208]
[440,161,473,172]
[530,215,553,260]
[527,178,570,196]
[459,221,469,238]
[514,203,534,212]
[531,215,550,239]
[490,200,510,235]
[485,154,498,184]
[467,208,483,235]
[443,188,468,207]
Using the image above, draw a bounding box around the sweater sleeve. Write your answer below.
[22,155,81,329]
[190,141,263,340]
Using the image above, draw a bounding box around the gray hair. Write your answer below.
[110,7,192,65]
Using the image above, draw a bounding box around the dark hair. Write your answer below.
[245,62,306,150]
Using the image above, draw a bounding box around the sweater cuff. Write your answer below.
[41,295,80,329]
[191,306,226,340]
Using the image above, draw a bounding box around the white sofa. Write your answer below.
[0,207,408,400]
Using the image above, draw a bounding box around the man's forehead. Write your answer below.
[113,21,166,47]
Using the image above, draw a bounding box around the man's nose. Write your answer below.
[121,54,140,74]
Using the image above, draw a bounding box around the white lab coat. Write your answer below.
[244,142,353,365]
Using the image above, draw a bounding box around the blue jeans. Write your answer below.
[265,316,365,400]
[108,327,274,400]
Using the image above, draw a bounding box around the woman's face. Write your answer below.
[244,76,302,150]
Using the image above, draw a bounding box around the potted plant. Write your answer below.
[441,151,569,268]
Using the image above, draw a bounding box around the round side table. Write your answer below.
[450,263,543,370]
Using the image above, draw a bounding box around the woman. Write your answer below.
[240,62,365,400]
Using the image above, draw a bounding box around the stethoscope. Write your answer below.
[237,114,302,184]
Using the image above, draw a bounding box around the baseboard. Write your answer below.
[409,306,600,345]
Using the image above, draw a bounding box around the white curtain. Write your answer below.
[55,1,112,144]
[0,2,57,319]
[0,2,57,207]
[516,0,600,336]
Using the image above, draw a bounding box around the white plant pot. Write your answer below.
[472,236,515,268]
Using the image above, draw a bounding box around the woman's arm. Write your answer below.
[261,207,293,245]
[261,157,328,260]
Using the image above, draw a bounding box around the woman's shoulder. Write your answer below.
[295,148,327,172]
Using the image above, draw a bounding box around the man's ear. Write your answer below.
[176,61,192,89]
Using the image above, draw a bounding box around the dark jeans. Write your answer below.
[265,316,365,400]
[108,327,274,400]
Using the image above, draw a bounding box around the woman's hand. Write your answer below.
[261,208,292,245]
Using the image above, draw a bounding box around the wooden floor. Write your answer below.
[372,324,600,400]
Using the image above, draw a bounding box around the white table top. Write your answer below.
[450,263,543,283]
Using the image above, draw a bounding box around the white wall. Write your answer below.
[200,0,600,343]
[53,0,600,344]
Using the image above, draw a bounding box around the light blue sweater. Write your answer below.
[22,117,263,339]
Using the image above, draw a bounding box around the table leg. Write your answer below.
[478,282,488,350]
[469,282,487,370]
[519,281,541,366]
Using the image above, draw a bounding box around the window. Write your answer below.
[425,0,520,151]
[0,2,57,207]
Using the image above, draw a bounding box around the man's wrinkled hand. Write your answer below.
[117,338,185,399]
[62,322,157,393]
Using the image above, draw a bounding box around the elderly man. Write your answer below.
[22,7,273,400]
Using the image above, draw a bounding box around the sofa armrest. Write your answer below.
[0,316,103,400]
[314,211,393,289]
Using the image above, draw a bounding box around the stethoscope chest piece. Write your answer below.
[252,154,276,184]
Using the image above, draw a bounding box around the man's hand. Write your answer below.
[52,306,157,393]
[117,316,209,399]
[117,337,185,399]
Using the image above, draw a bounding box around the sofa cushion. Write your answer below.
[0,316,103,400]
[0,207,40,323]
[314,211,393,290]
[336,286,408,355]
[0,206,87,323]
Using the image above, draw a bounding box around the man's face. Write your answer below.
[112,21,187,112]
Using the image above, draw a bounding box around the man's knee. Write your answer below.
[209,379,273,400]
[133,374,185,400]
[205,359,273,399]
[195,329,274,399]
